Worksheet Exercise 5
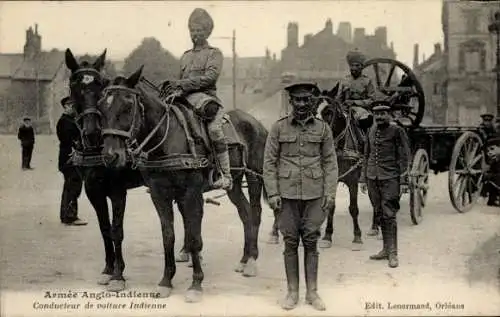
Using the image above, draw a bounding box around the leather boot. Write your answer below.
[369,222,388,260]
[388,222,399,268]
[304,251,326,311]
[212,149,233,191]
[281,253,299,310]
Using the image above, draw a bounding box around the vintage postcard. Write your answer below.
[1,0,500,316]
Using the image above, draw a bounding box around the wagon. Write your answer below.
[362,58,489,225]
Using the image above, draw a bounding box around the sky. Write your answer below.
[0,0,443,67]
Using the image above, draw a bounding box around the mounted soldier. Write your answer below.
[160,8,232,191]
[263,82,338,311]
[337,49,376,134]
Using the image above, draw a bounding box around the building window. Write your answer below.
[464,9,480,33]
[458,40,486,73]
[433,83,439,95]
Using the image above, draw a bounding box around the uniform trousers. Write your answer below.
[21,144,34,169]
[279,198,326,254]
[60,167,83,223]
[367,177,400,226]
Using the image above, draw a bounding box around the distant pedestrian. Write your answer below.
[360,102,410,268]
[17,116,35,170]
[56,97,87,226]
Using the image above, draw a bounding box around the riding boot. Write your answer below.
[212,147,233,191]
[369,222,388,260]
[304,251,326,311]
[281,253,299,310]
[387,222,399,268]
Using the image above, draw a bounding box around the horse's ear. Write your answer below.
[93,49,107,71]
[126,65,144,88]
[65,48,79,72]
[330,82,340,96]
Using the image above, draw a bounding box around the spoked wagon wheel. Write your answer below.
[448,131,486,213]
[363,58,425,128]
[409,149,429,225]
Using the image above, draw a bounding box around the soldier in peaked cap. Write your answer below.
[17,116,35,170]
[360,102,410,268]
[479,113,496,141]
[161,8,232,192]
[263,82,338,311]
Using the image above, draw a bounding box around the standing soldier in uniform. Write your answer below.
[57,97,87,226]
[17,116,35,170]
[479,113,496,141]
[360,102,410,268]
[161,7,232,191]
[337,49,376,134]
[263,83,338,311]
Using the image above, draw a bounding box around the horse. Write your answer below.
[266,84,365,250]
[96,66,268,302]
[64,48,146,292]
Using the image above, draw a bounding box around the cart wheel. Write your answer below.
[362,58,425,129]
[448,131,486,213]
[409,148,429,225]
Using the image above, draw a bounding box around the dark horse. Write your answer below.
[96,66,268,302]
[64,49,145,292]
[266,84,365,250]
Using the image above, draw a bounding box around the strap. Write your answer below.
[136,154,209,170]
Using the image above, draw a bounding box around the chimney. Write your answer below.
[304,33,313,46]
[35,23,38,34]
[287,22,299,48]
[353,28,365,45]
[325,18,333,33]
[374,27,387,47]
[337,22,352,42]
[390,41,394,51]
[434,43,442,55]
[413,43,419,69]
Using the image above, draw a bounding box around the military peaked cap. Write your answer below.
[188,8,214,36]
[60,96,72,107]
[481,113,494,120]
[487,136,500,147]
[346,49,366,65]
[23,116,31,121]
[285,83,320,97]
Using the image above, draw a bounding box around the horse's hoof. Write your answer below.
[176,251,190,263]
[367,229,379,237]
[184,289,203,303]
[156,286,173,298]
[234,262,245,273]
[267,234,279,244]
[319,240,332,249]
[106,279,126,292]
[242,258,257,277]
[351,241,363,251]
[97,274,112,285]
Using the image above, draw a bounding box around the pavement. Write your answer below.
[1,135,500,316]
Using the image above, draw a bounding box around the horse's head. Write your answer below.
[319,82,347,138]
[65,48,109,149]
[98,66,144,168]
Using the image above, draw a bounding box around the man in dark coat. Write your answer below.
[56,97,87,226]
[263,82,338,311]
[360,102,410,268]
[17,117,35,170]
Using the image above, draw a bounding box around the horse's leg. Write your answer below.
[106,189,127,292]
[176,204,190,263]
[226,174,253,274]
[85,182,114,286]
[348,175,363,251]
[149,179,176,298]
[241,172,263,277]
[181,172,205,303]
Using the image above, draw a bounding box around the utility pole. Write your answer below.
[488,11,500,116]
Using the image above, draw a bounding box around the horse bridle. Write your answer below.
[100,85,174,158]
[70,68,105,124]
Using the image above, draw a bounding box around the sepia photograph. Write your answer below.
[0,0,500,316]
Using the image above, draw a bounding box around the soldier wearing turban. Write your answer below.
[161,8,232,194]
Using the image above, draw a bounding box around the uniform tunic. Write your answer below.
[263,115,338,252]
[17,124,35,169]
[339,74,376,108]
[362,122,410,222]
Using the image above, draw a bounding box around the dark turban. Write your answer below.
[188,8,214,37]
[346,50,366,65]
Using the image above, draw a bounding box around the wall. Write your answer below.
[443,0,498,124]
[45,64,69,133]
